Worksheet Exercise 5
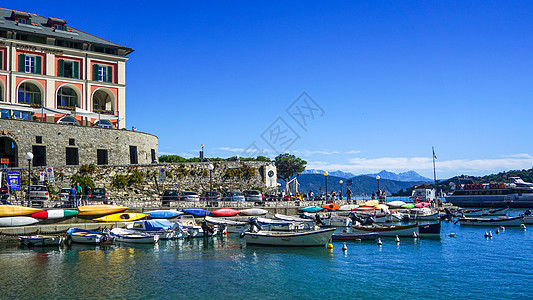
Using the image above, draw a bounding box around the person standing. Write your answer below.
[82,184,90,206]
[1,180,11,204]
[346,188,353,201]
[69,185,77,208]
[75,182,83,207]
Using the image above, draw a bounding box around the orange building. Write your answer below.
[0,8,132,129]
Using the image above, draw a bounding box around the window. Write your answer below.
[92,90,113,113]
[19,54,41,74]
[151,149,156,163]
[32,145,46,167]
[25,56,35,73]
[69,138,75,146]
[18,82,42,106]
[57,87,78,109]
[129,146,138,164]
[54,24,62,30]
[98,66,107,82]
[17,18,26,24]
[93,64,113,83]
[58,60,79,79]
[0,50,3,70]
[36,136,42,144]
[0,83,3,101]
[97,149,108,165]
[66,147,79,165]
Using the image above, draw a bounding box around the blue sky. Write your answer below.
[6,1,533,179]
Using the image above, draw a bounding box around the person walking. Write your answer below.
[69,184,77,208]
[1,180,11,204]
[75,182,83,207]
[82,184,90,206]
[346,188,353,201]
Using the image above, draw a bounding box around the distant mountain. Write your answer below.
[302,169,356,178]
[362,170,431,182]
[279,174,425,196]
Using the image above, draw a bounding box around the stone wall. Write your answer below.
[0,118,158,166]
[8,161,277,203]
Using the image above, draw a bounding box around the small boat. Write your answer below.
[0,205,43,217]
[240,208,268,216]
[338,205,359,211]
[299,206,323,213]
[93,213,148,222]
[19,235,64,246]
[127,219,188,239]
[300,213,352,227]
[0,216,39,227]
[321,204,340,211]
[77,205,127,216]
[484,207,509,216]
[409,208,440,221]
[418,222,441,235]
[458,216,523,226]
[415,202,431,208]
[182,208,210,217]
[257,217,305,231]
[67,228,114,244]
[387,201,406,208]
[523,215,533,224]
[401,203,415,209]
[110,228,159,243]
[352,223,419,237]
[353,206,375,211]
[242,228,336,246]
[205,216,249,233]
[331,231,378,240]
[179,215,217,237]
[210,208,240,217]
[144,210,184,219]
[31,209,78,219]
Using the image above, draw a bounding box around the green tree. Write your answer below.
[275,153,307,183]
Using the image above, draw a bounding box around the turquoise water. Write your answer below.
[0,221,532,299]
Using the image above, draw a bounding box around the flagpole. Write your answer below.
[432,146,438,204]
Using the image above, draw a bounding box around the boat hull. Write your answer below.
[210,208,240,217]
[239,209,268,216]
[93,213,148,222]
[0,205,43,217]
[77,205,127,216]
[19,235,63,246]
[111,228,159,243]
[244,228,336,246]
[446,194,533,208]
[32,209,78,219]
[0,216,39,227]
[458,216,523,226]
[144,210,183,219]
[418,222,441,235]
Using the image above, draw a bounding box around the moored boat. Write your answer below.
[257,217,303,231]
[241,228,336,246]
[67,228,114,244]
[182,208,210,217]
[321,204,340,211]
[351,223,419,237]
[127,219,188,239]
[210,208,240,217]
[457,216,523,226]
[110,228,159,243]
[446,177,533,207]
[299,206,323,213]
[205,216,249,233]
[338,204,359,211]
[19,235,64,246]
[418,222,441,236]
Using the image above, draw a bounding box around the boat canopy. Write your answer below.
[142,219,174,231]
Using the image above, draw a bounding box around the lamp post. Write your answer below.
[339,180,343,200]
[376,175,380,201]
[323,171,328,201]
[200,144,204,162]
[25,152,34,207]
[208,163,214,194]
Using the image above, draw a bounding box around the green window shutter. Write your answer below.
[58,59,64,77]
[0,51,3,70]
[36,56,42,74]
[93,64,98,81]
[107,66,112,83]
[73,61,79,79]
[19,54,25,72]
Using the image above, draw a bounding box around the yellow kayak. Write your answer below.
[77,205,128,216]
[0,205,43,217]
[93,212,148,222]
[375,204,389,211]
[363,200,380,207]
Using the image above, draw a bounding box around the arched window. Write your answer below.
[57,87,78,109]
[18,82,42,106]
[92,89,114,114]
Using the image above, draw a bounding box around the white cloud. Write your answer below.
[345,150,361,154]
[217,147,245,153]
[292,150,340,156]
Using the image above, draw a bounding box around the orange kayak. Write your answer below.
[321,204,340,210]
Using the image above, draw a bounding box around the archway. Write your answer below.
[57,86,79,109]
[0,137,18,167]
[92,89,115,113]
[18,81,43,106]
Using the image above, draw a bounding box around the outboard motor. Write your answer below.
[524,209,532,216]
[443,208,454,220]
[201,220,214,237]
[348,212,363,225]
[362,216,375,226]
[247,217,262,233]
[314,214,325,226]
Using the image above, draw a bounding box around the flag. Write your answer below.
[432,147,437,159]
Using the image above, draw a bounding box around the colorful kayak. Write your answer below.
[401,203,415,209]
[299,206,323,213]
[0,216,39,227]
[415,202,431,208]
[353,206,375,211]
[31,209,78,219]
[375,204,389,211]
[182,208,210,217]
[144,210,184,219]
[239,208,268,216]
[387,201,406,208]
[93,213,148,222]
[210,208,240,217]
[321,204,340,211]
[77,205,128,216]
[338,205,359,211]
[0,205,43,217]
[363,200,379,207]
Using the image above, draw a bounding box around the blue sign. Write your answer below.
[7,172,20,190]
[346,179,352,186]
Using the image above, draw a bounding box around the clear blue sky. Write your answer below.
[6,1,533,179]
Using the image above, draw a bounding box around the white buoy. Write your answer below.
[521,224,526,230]
[449,233,456,237]
[377,238,382,246]
[412,232,418,238]
[395,235,400,243]
[488,231,493,238]
[496,229,500,234]
[342,242,347,251]
[500,226,505,231]
[484,231,489,238]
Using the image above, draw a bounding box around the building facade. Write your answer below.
[0,8,132,129]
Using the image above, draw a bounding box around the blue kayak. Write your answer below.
[144,210,184,219]
[299,206,323,213]
[182,208,210,217]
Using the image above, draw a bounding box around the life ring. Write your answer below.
[427,197,431,203]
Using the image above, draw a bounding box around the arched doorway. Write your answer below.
[0,137,18,167]
[92,89,114,114]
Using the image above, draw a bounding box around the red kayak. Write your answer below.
[321,204,340,211]
[415,202,430,208]
[210,208,240,217]
[352,206,375,211]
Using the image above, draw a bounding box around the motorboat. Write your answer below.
[256,217,304,231]
[67,228,114,244]
[178,215,218,237]
[409,208,440,221]
[19,235,64,246]
[127,219,188,239]
[110,228,159,244]
[241,228,336,246]
[457,216,523,226]
[351,223,419,237]
[205,216,249,234]
[418,222,441,236]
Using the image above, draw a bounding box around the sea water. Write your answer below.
[0,221,531,299]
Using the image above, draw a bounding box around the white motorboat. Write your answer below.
[256,217,304,231]
[241,228,336,246]
[67,228,114,244]
[127,219,188,239]
[351,223,419,237]
[19,235,64,246]
[409,208,440,221]
[457,216,523,226]
[205,216,249,233]
[110,228,159,243]
[178,215,218,237]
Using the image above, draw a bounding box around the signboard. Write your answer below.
[46,167,55,183]
[0,158,8,164]
[346,179,352,186]
[160,168,166,182]
[7,172,20,190]
[39,172,45,181]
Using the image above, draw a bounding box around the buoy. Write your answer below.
[488,231,493,238]
[521,224,526,230]
[496,229,500,234]
[326,243,333,250]
[449,233,456,237]
[377,238,382,246]
[342,242,347,251]
[395,235,400,243]
[412,232,418,238]
[484,231,489,238]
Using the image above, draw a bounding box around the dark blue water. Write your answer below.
[0,221,531,299]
